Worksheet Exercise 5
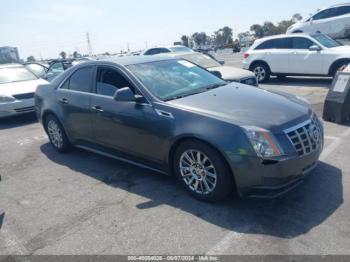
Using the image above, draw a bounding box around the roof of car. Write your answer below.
[102,54,176,66]
[0,63,23,69]
[252,33,314,45]
[328,2,350,8]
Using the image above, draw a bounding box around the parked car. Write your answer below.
[24,62,49,79]
[44,58,95,81]
[243,33,350,83]
[35,56,323,201]
[0,64,48,118]
[168,52,258,87]
[141,45,193,55]
[287,3,350,39]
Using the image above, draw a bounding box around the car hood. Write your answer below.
[328,45,350,53]
[0,79,48,96]
[209,66,255,81]
[168,83,311,133]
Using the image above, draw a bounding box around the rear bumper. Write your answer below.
[0,99,35,118]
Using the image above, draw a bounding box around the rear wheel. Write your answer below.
[251,63,270,83]
[45,115,71,153]
[173,140,234,202]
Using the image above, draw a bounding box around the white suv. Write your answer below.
[287,3,350,39]
[243,33,350,83]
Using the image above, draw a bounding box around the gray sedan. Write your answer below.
[35,56,323,201]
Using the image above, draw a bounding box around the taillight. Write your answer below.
[243,53,249,59]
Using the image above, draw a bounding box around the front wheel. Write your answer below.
[174,140,234,202]
[251,63,270,83]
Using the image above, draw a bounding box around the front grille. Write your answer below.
[14,106,35,113]
[285,115,323,157]
[240,77,258,87]
[13,93,35,100]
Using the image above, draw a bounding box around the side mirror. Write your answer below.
[219,60,225,65]
[211,70,222,79]
[309,45,321,52]
[113,87,145,103]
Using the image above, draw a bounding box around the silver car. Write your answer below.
[0,64,48,118]
[167,52,258,87]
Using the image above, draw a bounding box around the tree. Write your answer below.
[73,51,81,58]
[59,51,67,59]
[250,24,264,38]
[222,26,233,44]
[27,56,35,62]
[181,35,190,47]
[292,13,303,23]
[192,32,208,47]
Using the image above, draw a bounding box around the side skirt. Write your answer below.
[75,145,169,176]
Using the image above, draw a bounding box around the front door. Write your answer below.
[288,37,324,75]
[90,66,171,165]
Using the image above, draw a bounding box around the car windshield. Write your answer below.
[312,34,342,48]
[0,67,38,84]
[181,53,221,69]
[168,46,193,52]
[127,59,227,101]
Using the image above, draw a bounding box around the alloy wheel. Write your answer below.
[254,66,266,82]
[179,149,217,195]
[47,120,63,149]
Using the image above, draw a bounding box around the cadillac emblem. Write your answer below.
[309,124,320,143]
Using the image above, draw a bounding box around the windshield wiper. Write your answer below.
[205,82,227,90]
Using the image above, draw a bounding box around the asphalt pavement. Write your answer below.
[0,54,350,255]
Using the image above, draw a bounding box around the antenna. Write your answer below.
[86,32,94,56]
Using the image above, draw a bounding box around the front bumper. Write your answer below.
[230,145,322,198]
[0,98,35,118]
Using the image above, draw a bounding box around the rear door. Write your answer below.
[288,37,325,75]
[55,66,95,142]
[254,38,290,73]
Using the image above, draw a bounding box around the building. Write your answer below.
[0,47,20,64]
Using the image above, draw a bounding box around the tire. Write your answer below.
[251,63,270,83]
[173,140,234,202]
[45,114,71,153]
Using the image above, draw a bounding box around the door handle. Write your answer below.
[91,105,104,112]
[60,98,68,104]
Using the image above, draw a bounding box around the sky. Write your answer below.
[0,0,340,59]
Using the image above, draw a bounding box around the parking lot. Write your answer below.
[1,53,350,255]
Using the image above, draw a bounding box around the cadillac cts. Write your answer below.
[35,56,324,201]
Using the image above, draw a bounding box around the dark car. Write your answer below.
[35,56,324,201]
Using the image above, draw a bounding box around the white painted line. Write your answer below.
[1,228,31,259]
[206,225,252,255]
[320,128,350,161]
[324,135,340,140]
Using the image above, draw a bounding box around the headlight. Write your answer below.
[0,95,15,103]
[243,126,284,158]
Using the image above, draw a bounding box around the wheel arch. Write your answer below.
[249,60,271,73]
[328,58,350,76]
[167,136,237,189]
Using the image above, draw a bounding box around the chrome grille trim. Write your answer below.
[284,115,323,157]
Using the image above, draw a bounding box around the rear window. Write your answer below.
[255,38,288,50]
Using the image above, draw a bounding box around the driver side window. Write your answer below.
[96,67,133,97]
